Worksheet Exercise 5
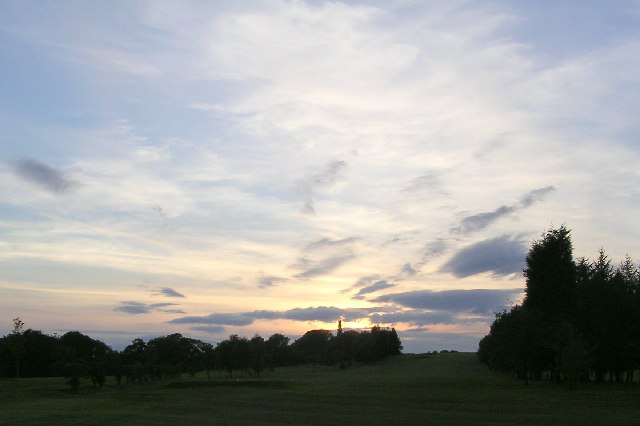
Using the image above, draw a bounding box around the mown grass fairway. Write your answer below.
[1,353,640,425]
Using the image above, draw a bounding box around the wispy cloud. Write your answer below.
[519,186,556,208]
[400,263,417,277]
[403,174,449,197]
[452,186,556,234]
[291,235,360,280]
[304,236,360,251]
[152,287,185,298]
[354,274,381,288]
[293,254,356,279]
[296,160,347,214]
[404,174,439,192]
[12,159,78,194]
[114,301,184,315]
[454,205,515,235]
[341,274,381,294]
[352,279,395,300]
[417,239,450,267]
[257,273,288,288]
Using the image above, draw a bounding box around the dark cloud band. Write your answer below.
[114,301,184,315]
[440,235,527,278]
[373,288,522,313]
[13,159,77,194]
[153,287,186,298]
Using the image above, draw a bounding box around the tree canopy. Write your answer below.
[0,322,402,384]
[479,226,640,384]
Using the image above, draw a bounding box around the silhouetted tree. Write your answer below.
[292,330,332,365]
[122,338,149,383]
[481,226,640,385]
[201,341,217,379]
[617,255,639,294]
[232,335,251,376]
[615,256,640,380]
[522,226,576,320]
[329,329,359,367]
[215,336,235,377]
[352,331,377,363]
[216,335,251,377]
[6,318,26,378]
[123,338,148,364]
[576,250,622,381]
[371,326,403,358]
[148,333,185,376]
[479,306,552,383]
[188,339,214,376]
[59,331,113,364]
[0,327,114,379]
[265,333,291,368]
[144,334,213,378]
[19,329,60,377]
[554,321,590,387]
[249,335,266,377]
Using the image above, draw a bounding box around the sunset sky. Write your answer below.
[1,1,639,352]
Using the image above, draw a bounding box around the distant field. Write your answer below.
[2,353,640,425]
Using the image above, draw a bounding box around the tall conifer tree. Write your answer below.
[522,225,576,319]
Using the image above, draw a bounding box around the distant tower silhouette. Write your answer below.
[338,319,343,335]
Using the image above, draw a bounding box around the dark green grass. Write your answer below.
[1,353,640,425]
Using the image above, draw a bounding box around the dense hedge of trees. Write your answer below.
[0,319,119,390]
[0,321,402,386]
[291,326,402,368]
[478,226,640,384]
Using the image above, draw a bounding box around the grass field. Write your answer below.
[1,353,640,425]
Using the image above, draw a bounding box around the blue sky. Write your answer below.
[1,0,639,352]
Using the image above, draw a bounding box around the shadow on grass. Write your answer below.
[165,379,294,389]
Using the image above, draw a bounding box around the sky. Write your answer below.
[1,0,639,353]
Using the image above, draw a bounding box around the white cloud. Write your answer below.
[1,1,639,351]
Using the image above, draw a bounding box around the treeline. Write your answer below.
[479,226,640,384]
[0,321,401,388]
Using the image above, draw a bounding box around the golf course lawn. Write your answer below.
[1,353,639,425]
